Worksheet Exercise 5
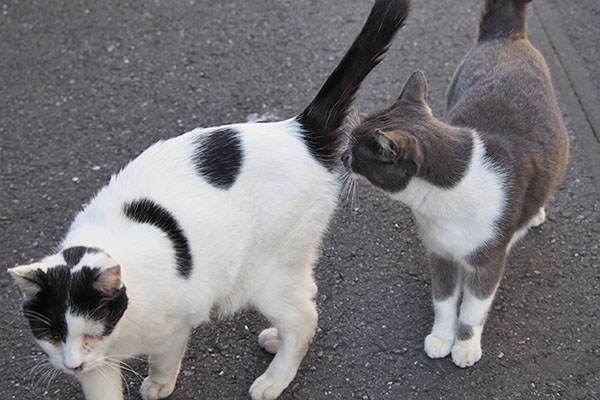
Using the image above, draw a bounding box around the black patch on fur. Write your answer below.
[192,128,243,190]
[69,266,128,335]
[62,246,101,268]
[298,0,410,170]
[123,198,193,278]
[457,322,474,341]
[22,266,128,341]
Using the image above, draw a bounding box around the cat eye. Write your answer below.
[83,334,102,342]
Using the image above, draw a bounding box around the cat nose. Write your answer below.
[65,362,84,373]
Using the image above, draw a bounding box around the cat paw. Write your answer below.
[451,341,482,368]
[258,327,282,354]
[139,377,176,400]
[531,207,546,227]
[424,334,453,358]
[249,372,289,400]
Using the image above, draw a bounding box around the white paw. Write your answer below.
[451,341,482,368]
[139,377,176,400]
[531,207,546,227]
[258,327,282,354]
[424,334,453,359]
[249,372,290,400]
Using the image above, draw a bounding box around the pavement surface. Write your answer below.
[1,0,598,399]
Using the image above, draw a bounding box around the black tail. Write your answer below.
[478,0,533,41]
[297,0,410,170]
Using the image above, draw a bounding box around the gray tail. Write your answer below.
[478,0,533,41]
[297,0,410,170]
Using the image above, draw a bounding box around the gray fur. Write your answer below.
[457,322,474,341]
[343,0,569,364]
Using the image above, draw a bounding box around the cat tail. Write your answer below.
[478,0,534,41]
[297,0,410,170]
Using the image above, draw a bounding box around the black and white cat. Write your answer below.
[8,1,410,399]
[342,0,569,368]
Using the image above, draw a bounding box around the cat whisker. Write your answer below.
[23,310,52,326]
[104,357,144,382]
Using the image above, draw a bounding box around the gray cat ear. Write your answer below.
[397,70,428,104]
[93,265,123,294]
[375,129,399,161]
[7,263,46,299]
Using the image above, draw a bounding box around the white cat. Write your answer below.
[8,1,411,399]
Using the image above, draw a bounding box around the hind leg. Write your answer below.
[250,266,318,400]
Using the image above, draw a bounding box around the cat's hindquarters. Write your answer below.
[297,0,410,170]
[478,0,533,41]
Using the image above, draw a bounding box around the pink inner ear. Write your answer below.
[95,265,122,293]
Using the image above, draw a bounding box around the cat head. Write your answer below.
[8,246,128,376]
[342,70,431,193]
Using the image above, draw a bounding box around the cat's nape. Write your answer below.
[8,1,411,400]
[343,0,568,369]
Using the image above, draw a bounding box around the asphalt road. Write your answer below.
[1,1,598,399]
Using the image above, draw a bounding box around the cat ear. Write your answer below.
[397,70,428,105]
[93,265,123,295]
[7,263,46,299]
[394,133,424,170]
[375,129,399,161]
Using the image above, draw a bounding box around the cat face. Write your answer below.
[342,71,430,193]
[8,247,128,375]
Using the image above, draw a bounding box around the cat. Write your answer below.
[341,0,569,368]
[7,1,411,399]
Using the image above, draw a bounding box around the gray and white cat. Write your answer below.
[342,0,569,368]
[7,1,410,399]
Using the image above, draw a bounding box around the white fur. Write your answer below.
[30,118,339,400]
[391,131,506,261]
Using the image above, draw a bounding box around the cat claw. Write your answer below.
[139,377,177,400]
[258,327,282,354]
[424,333,453,358]
[451,341,482,368]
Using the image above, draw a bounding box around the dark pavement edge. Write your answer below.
[533,2,600,196]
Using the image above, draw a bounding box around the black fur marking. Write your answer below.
[297,0,410,170]
[69,266,128,335]
[62,246,101,268]
[123,198,193,278]
[192,128,243,190]
[22,266,128,341]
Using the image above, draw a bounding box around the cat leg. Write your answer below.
[139,325,192,400]
[452,253,506,368]
[424,255,462,359]
[79,365,123,400]
[249,269,318,400]
[530,207,546,227]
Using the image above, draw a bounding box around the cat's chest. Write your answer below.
[414,212,492,260]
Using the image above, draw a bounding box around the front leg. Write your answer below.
[424,255,462,359]
[139,326,192,400]
[452,250,506,368]
[78,365,123,400]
